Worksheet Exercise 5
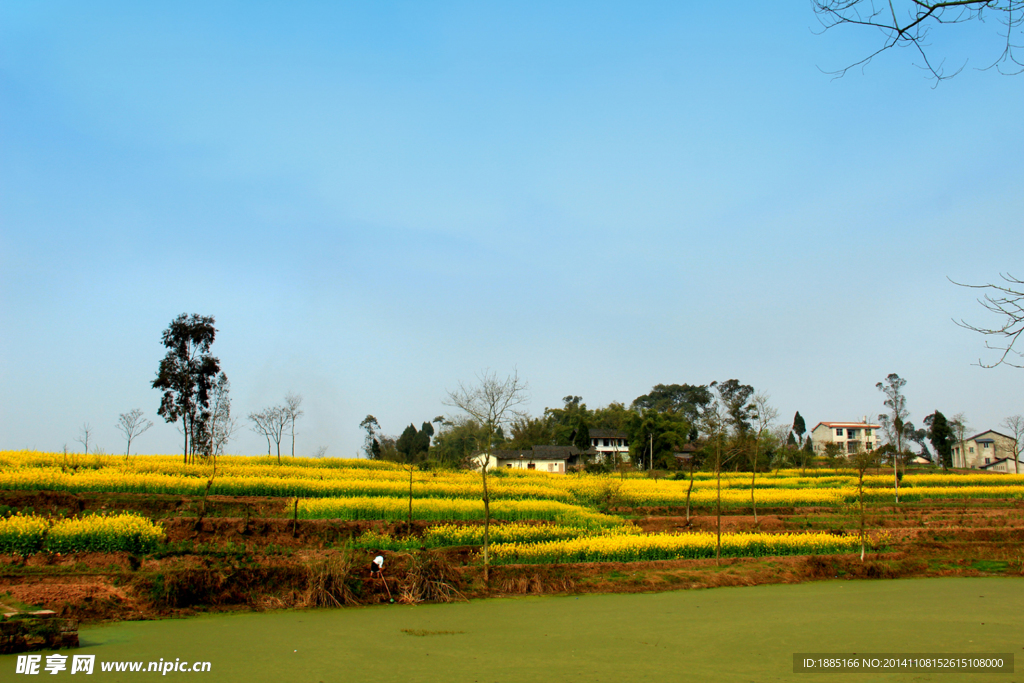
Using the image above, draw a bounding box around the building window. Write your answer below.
[506,464,512,468]
[527,463,536,470]
[836,429,843,437]
[985,458,991,465]
[848,429,858,438]
[865,429,872,436]
[982,442,990,449]
[866,442,872,450]
[969,447,975,453]
[548,463,554,472]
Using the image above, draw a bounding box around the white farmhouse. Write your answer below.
[470,446,580,474]
[810,421,881,455]
[588,429,630,463]
[952,430,1021,472]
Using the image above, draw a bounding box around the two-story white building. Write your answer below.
[952,430,1021,472]
[588,429,630,463]
[810,421,881,455]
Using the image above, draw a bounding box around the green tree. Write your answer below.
[924,410,954,470]
[793,411,806,446]
[629,409,689,471]
[503,416,556,450]
[359,415,382,459]
[152,313,223,464]
[590,402,633,431]
[822,442,845,472]
[631,384,712,427]
[430,417,492,468]
[713,379,756,438]
[796,436,816,475]
[394,421,434,532]
[545,396,591,451]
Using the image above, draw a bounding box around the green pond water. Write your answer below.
[2,577,1021,682]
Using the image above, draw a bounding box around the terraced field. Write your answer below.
[0,450,1022,623]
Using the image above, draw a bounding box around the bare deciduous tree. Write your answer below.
[117,409,153,459]
[249,406,288,462]
[750,393,779,524]
[950,412,971,467]
[75,423,92,455]
[1001,414,1024,474]
[284,393,304,458]
[813,1,1024,83]
[953,273,1024,368]
[701,392,741,566]
[204,374,237,461]
[444,369,529,584]
[877,373,909,503]
[769,424,793,475]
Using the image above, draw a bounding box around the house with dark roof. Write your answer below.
[952,430,1021,472]
[470,446,584,474]
[588,429,630,463]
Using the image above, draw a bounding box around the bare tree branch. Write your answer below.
[117,409,153,459]
[284,392,304,458]
[813,1,1024,83]
[249,406,288,462]
[75,423,92,455]
[951,273,1024,368]
[443,368,529,585]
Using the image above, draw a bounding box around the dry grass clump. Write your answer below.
[398,551,465,604]
[302,551,361,607]
[498,573,576,594]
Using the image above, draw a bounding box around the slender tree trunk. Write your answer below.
[893,446,900,504]
[182,416,189,465]
[407,462,414,535]
[716,440,722,566]
[751,437,759,525]
[685,461,695,523]
[482,456,491,585]
[859,468,866,561]
[751,467,757,525]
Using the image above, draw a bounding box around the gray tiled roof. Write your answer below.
[588,429,628,439]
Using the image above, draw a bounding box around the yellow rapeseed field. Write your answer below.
[0,512,162,555]
[490,530,864,564]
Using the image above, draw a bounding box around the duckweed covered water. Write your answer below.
[2,577,1020,682]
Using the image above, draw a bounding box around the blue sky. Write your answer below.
[2,2,1022,457]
